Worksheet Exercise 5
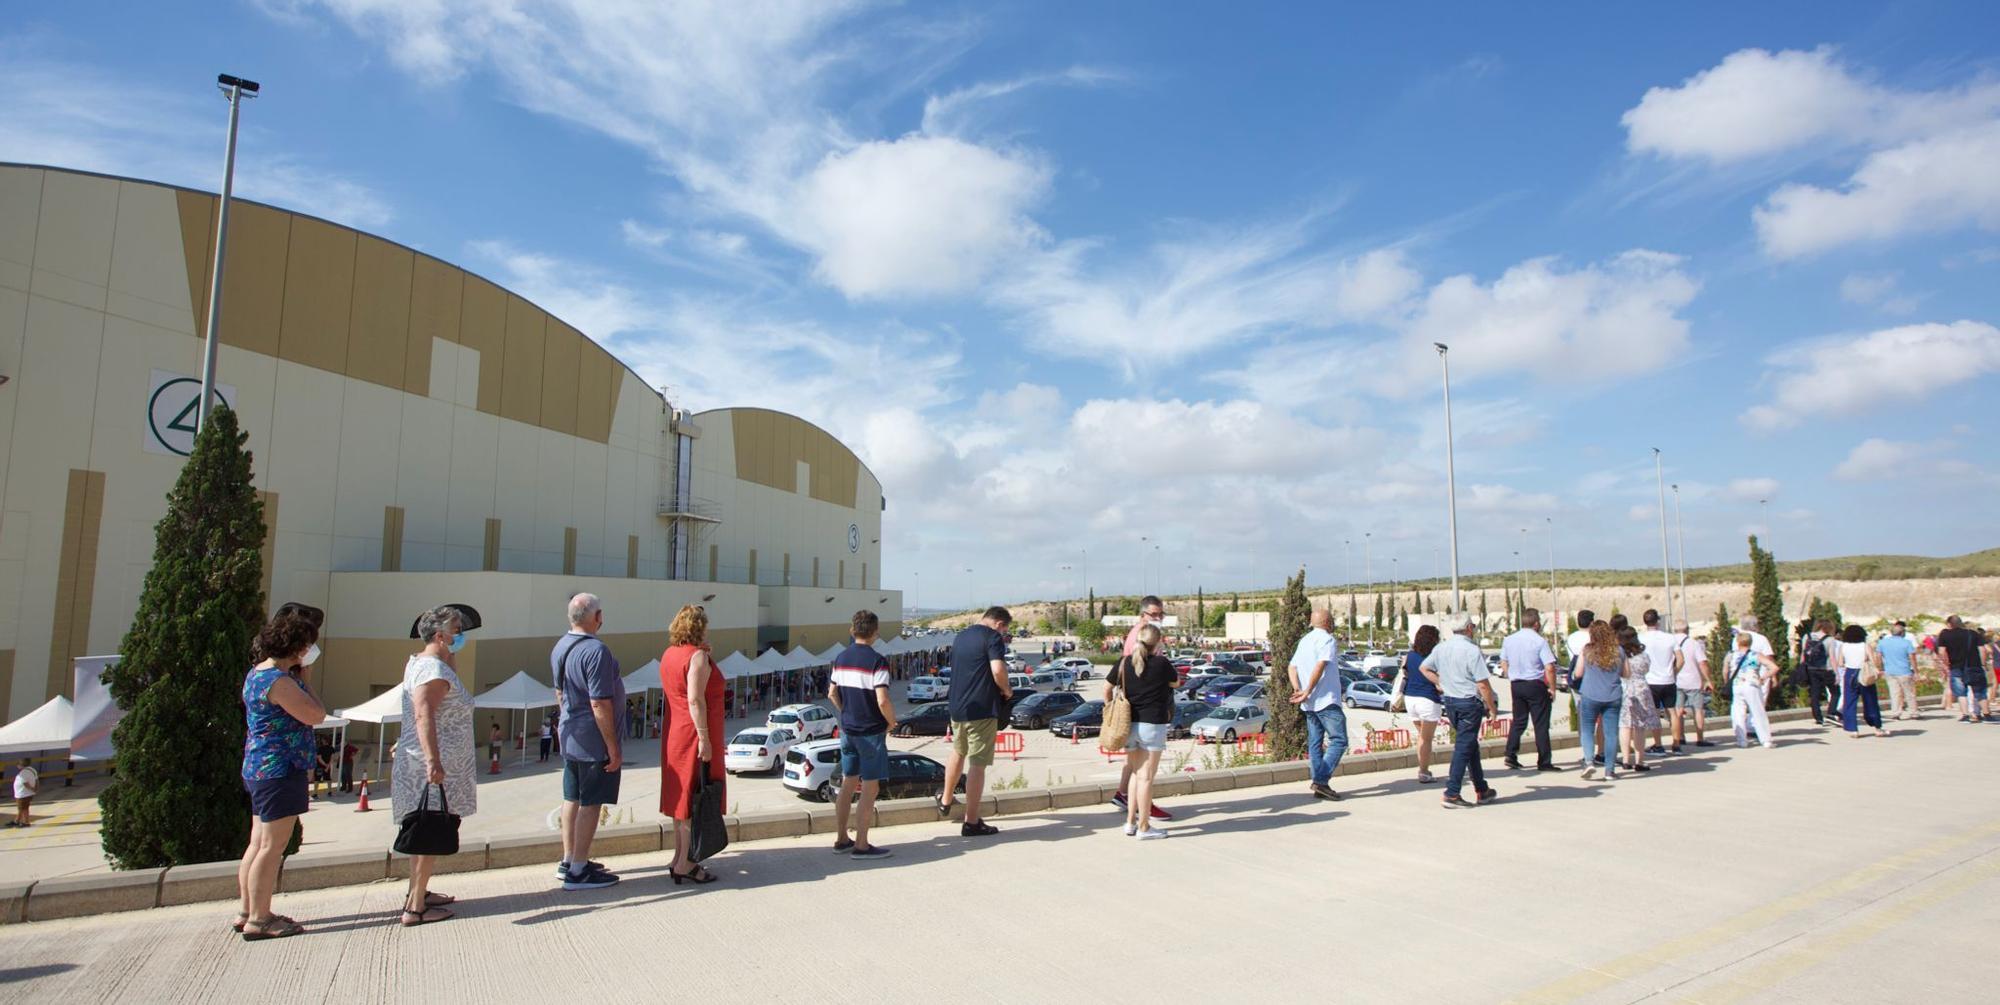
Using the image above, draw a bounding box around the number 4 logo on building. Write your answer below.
[144,369,236,458]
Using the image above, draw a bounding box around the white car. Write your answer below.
[723,727,797,774]
[1007,672,1035,693]
[1049,656,1096,679]
[782,738,845,801]
[1027,670,1075,692]
[1190,703,1270,743]
[907,676,947,701]
[1361,652,1401,672]
[766,703,837,741]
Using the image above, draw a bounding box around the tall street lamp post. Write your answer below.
[1653,449,1672,624]
[198,73,260,430]
[1435,343,1462,613]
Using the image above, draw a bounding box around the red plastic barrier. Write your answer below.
[994,731,1025,762]
[1368,727,1412,750]
[1481,716,1512,739]
[1236,732,1269,755]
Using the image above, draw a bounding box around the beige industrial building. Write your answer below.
[0,163,899,717]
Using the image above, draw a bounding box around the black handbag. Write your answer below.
[393,783,460,857]
[687,760,729,863]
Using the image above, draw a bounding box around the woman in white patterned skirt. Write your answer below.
[395,605,478,926]
[1617,626,1658,773]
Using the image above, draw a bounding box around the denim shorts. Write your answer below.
[1676,688,1706,710]
[1951,671,1988,699]
[839,731,890,782]
[1127,722,1168,752]
[562,758,622,806]
[244,772,308,822]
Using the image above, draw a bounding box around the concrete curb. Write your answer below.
[2,696,1942,924]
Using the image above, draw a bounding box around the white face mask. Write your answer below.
[301,643,322,667]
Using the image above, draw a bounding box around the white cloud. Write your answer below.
[0,49,393,229]
[279,0,1066,300]
[1744,320,2000,430]
[995,225,1416,364]
[1839,271,1921,315]
[1754,121,2000,259]
[1834,438,1924,481]
[1400,250,1699,384]
[1623,47,2000,258]
[1721,477,1779,502]
[1623,46,2000,163]
[1069,398,1376,478]
[920,66,1123,137]
[791,135,1049,298]
[1460,484,1556,513]
[620,220,670,249]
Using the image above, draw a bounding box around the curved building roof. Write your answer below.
[3,162,658,445]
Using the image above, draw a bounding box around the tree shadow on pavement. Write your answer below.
[0,965,78,983]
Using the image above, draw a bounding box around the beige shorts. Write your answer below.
[1404,696,1442,723]
[952,718,998,766]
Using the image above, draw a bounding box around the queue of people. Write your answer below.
[227,592,1990,938]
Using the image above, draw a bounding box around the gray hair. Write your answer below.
[416,605,461,643]
[568,592,601,627]
[1738,615,1759,632]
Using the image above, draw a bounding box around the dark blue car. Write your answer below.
[1199,676,1257,706]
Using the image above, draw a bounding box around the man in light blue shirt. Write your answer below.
[1421,616,1499,807]
[1288,609,1347,801]
[1877,621,1919,720]
[1499,609,1558,771]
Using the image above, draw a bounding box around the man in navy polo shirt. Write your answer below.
[827,610,899,860]
[941,606,1014,837]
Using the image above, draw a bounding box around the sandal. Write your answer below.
[423,892,455,907]
[399,906,455,927]
[231,912,248,933]
[670,864,719,885]
[241,915,305,941]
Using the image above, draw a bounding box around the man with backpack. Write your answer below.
[1801,620,1839,727]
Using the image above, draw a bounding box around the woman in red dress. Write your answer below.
[660,604,724,884]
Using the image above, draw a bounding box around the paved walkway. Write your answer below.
[2,715,1995,1003]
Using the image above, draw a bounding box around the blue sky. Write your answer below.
[5,1,1998,606]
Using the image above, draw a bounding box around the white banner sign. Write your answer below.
[71,654,124,761]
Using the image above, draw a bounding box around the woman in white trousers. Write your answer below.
[1728,631,1777,748]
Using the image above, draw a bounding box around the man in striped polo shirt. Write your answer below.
[828,609,899,859]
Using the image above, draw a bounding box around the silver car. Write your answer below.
[1190,703,1270,743]
[1344,679,1394,710]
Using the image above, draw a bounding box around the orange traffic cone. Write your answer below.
[355,774,372,812]
[489,752,501,775]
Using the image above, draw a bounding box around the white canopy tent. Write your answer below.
[335,685,406,778]
[474,671,559,766]
[622,658,661,694]
[753,648,792,674]
[718,651,762,680]
[816,642,847,663]
[0,696,73,756]
[783,646,823,670]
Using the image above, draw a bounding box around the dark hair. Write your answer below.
[1412,624,1441,657]
[983,606,1013,625]
[1642,609,1661,627]
[274,602,326,628]
[850,609,880,639]
[1617,625,1643,656]
[1841,624,1866,644]
[1814,618,1835,635]
[254,615,319,665]
[1140,595,1163,611]
[1609,613,1630,632]
[1576,610,1595,628]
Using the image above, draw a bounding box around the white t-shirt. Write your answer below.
[14,765,38,799]
[1735,630,1774,658]
[1675,636,1707,689]
[1638,629,1679,685]
[1565,629,1591,668]
[1836,640,1867,670]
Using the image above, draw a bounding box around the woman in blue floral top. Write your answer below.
[234,612,326,941]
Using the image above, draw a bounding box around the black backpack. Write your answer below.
[1803,636,1829,670]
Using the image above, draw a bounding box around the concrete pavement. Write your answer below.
[1,713,1995,1003]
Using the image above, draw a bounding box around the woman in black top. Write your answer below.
[1109,623,1177,840]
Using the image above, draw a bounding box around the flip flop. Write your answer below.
[241,915,305,941]
[399,906,455,927]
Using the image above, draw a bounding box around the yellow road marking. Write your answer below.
[1508,816,2000,1004]
[1683,854,2000,1004]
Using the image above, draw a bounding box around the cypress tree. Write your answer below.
[1347,592,1358,631]
[1706,602,1734,717]
[1088,587,1096,620]
[1424,594,1435,614]
[1196,587,1205,633]
[1266,569,1311,760]
[1748,535,1793,706]
[1373,593,1383,627]
[100,405,267,869]
[1478,590,1489,628]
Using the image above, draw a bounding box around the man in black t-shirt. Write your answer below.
[1937,616,1988,721]
[940,607,1014,837]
